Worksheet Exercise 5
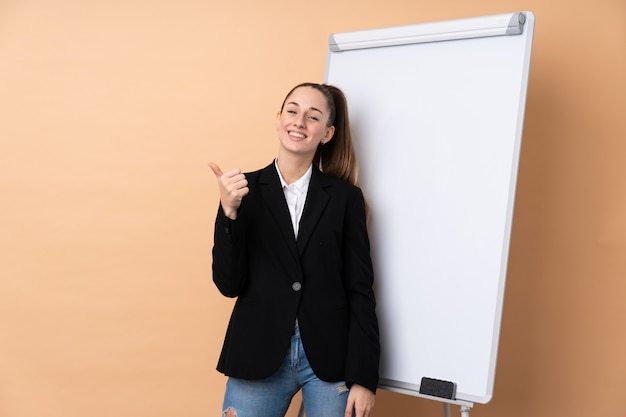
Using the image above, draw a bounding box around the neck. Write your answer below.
[276,154,313,185]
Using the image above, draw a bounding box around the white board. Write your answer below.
[325,12,534,404]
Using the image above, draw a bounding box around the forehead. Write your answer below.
[285,87,329,111]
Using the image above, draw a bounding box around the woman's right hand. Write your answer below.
[208,162,249,220]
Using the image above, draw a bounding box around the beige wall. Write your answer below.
[1,0,624,416]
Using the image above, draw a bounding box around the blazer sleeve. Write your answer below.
[343,187,380,393]
[212,204,248,298]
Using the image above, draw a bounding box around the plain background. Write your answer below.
[0,1,624,416]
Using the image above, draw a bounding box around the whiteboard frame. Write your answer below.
[329,12,527,51]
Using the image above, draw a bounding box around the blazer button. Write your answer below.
[292,282,302,292]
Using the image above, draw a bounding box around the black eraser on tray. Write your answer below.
[419,377,457,400]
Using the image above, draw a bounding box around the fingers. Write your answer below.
[225,176,249,200]
[208,163,245,189]
[344,396,356,417]
[346,385,375,417]
[220,169,249,199]
[209,162,248,196]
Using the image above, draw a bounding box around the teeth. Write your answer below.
[290,132,305,138]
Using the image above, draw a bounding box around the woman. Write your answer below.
[209,82,379,417]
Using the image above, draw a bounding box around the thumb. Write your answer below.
[208,162,223,178]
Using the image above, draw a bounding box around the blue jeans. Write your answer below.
[222,323,350,417]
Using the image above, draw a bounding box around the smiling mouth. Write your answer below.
[288,131,306,140]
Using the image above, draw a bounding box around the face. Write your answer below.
[275,86,335,160]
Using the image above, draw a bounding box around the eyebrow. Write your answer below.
[286,101,324,115]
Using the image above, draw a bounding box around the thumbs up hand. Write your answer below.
[208,162,249,220]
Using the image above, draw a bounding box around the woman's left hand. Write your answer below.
[345,384,375,417]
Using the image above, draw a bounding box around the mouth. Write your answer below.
[288,131,307,140]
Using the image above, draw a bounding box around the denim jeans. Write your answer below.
[222,323,350,417]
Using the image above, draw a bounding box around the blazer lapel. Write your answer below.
[297,166,330,255]
[258,164,300,260]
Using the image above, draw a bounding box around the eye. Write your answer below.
[287,110,297,115]
[308,116,319,121]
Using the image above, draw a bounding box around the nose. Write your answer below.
[293,114,306,127]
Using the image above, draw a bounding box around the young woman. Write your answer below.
[209,82,379,417]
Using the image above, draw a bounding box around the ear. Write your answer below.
[322,126,335,144]
[275,111,281,131]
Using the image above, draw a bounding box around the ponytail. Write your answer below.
[315,84,362,188]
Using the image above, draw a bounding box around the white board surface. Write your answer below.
[325,12,534,404]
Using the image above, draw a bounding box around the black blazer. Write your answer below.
[212,162,380,392]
